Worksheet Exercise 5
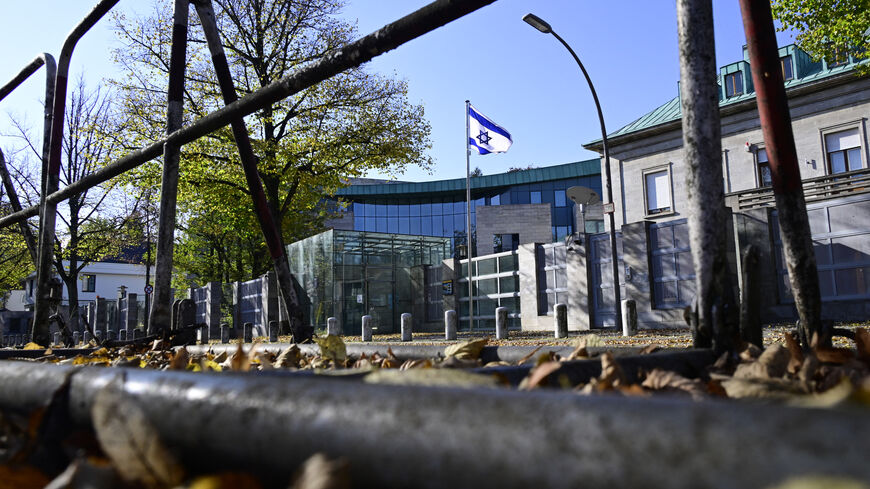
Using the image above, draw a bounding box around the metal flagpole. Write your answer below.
[465,100,474,332]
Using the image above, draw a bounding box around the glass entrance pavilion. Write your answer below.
[287,230,450,335]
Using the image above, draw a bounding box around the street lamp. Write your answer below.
[522,13,623,331]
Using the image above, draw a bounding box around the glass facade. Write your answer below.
[287,230,450,335]
[457,251,520,331]
[347,175,601,255]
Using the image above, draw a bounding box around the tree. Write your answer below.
[111,0,432,277]
[6,79,141,332]
[772,0,870,73]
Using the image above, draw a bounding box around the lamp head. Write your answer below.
[522,13,552,34]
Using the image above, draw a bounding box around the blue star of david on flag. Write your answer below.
[468,104,512,155]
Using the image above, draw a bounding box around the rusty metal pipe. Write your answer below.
[0,0,499,230]
[0,362,867,488]
[149,0,191,335]
[738,0,822,348]
[192,0,310,341]
[32,0,119,347]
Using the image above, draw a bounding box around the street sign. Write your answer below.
[442,280,454,295]
[603,202,615,214]
[144,284,153,294]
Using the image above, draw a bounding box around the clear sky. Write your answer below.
[0,0,797,184]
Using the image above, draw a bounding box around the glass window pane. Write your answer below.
[431,215,442,236]
[490,195,500,206]
[454,214,466,232]
[364,217,376,232]
[410,218,421,235]
[399,219,409,234]
[354,216,364,230]
[499,275,518,293]
[645,170,671,213]
[498,254,517,272]
[847,147,863,171]
[420,202,431,216]
[388,218,398,233]
[531,191,542,204]
[554,190,566,207]
[454,201,465,214]
[432,202,442,215]
[477,278,497,296]
[399,205,409,217]
[514,191,530,204]
[421,217,432,235]
[376,217,388,233]
[410,204,421,217]
[830,151,847,174]
[477,258,496,276]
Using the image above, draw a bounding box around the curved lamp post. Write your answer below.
[522,13,622,331]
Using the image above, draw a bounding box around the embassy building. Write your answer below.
[287,160,605,334]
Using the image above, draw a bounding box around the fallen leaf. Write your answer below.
[275,345,301,368]
[520,361,563,390]
[290,453,350,489]
[516,346,543,365]
[598,352,625,389]
[23,343,44,350]
[444,338,487,360]
[399,359,432,370]
[734,344,790,379]
[720,377,806,400]
[212,351,228,364]
[169,347,189,370]
[90,377,184,488]
[189,472,263,489]
[314,335,347,365]
[765,475,870,489]
[642,368,707,399]
[855,328,870,364]
[815,347,855,365]
[364,368,500,388]
[229,342,251,372]
[784,332,803,375]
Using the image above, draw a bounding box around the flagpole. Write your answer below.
[465,100,474,333]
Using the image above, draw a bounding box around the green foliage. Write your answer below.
[772,0,870,73]
[0,216,31,298]
[110,0,432,282]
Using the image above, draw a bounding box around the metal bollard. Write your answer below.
[95,330,103,342]
[401,313,413,342]
[243,322,253,343]
[118,330,126,341]
[327,317,340,336]
[361,315,373,342]
[621,299,637,337]
[221,323,230,344]
[53,332,60,346]
[269,320,278,343]
[107,330,116,341]
[83,331,93,344]
[495,307,508,340]
[444,309,457,341]
[200,324,210,345]
[555,303,568,339]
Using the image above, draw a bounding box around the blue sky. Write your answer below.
[0,0,796,183]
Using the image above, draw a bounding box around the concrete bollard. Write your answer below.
[554,303,568,339]
[53,332,60,346]
[221,323,230,344]
[269,320,278,343]
[244,323,253,343]
[361,315,373,342]
[621,299,637,337]
[444,310,457,341]
[95,330,103,342]
[83,331,93,344]
[495,307,509,340]
[118,330,126,342]
[200,325,210,345]
[401,313,413,342]
[327,317,340,336]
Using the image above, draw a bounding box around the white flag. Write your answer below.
[468,104,512,154]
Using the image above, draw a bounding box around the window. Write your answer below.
[825,128,863,174]
[780,55,794,81]
[644,168,673,215]
[537,243,568,315]
[493,233,519,254]
[827,47,849,68]
[554,190,567,207]
[757,148,772,187]
[530,191,542,204]
[724,71,744,97]
[490,194,500,206]
[81,274,96,292]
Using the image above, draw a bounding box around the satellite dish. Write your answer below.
[566,186,600,206]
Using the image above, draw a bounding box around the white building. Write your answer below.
[22,261,148,309]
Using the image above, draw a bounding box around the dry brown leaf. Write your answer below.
[739,343,763,362]
[212,351,228,364]
[290,453,350,489]
[734,344,790,379]
[90,378,184,488]
[189,472,263,489]
[444,338,488,360]
[638,344,661,355]
[22,342,44,350]
[399,359,432,370]
[274,345,301,368]
[815,347,855,365]
[520,361,562,390]
[230,342,251,372]
[642,368,707,399]
[783,332,803,375]
[169,347,189,370]
[598,352,625,388]
[798,354,819,387]
[516,346,543,365]
[720,377,806,400]
[257,352,274,370]
[765,475,870,489]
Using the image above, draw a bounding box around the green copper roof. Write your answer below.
[335,159,601,199]
[586,45,868,147]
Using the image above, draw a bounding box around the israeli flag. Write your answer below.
[468,104,512,155]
